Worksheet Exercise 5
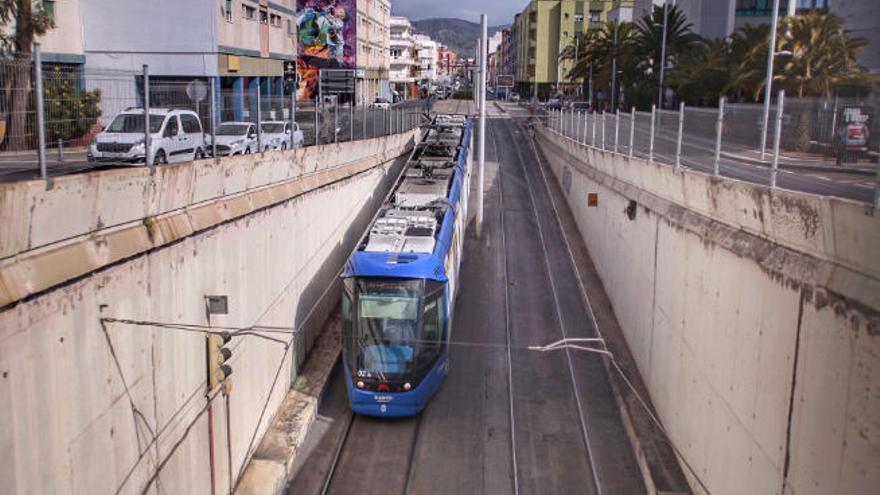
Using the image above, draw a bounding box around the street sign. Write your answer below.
[496,74,514,87]
[186,80,207,102]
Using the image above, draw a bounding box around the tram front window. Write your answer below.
[355,279,422,378]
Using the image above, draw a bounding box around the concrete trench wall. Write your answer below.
[0,131,417,495]
[533,126,879,495]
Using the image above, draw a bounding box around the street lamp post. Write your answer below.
[760,0,782,161]
[658,1,669,109]
[610,21,619,110]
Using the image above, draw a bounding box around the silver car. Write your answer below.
[206,122,258,156]
[261,121,305,151]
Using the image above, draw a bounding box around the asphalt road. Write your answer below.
[285,116,645,494]
[553,108,876,203]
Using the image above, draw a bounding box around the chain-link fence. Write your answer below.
[0,52,426,183]
[548,93,880,206]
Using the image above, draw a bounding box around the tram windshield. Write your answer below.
[355,279,422,377]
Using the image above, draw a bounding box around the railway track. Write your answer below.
[319,412,424,495]
[497,117,604,494]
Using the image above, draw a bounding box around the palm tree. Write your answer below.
[667,38,731,106]
[635,4,701,106]
[776,11,868,98]
[726,24,771,101]
[562,21,638,108]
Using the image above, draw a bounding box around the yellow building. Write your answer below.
[514,0,624,99]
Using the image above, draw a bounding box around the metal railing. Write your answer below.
[0,46,425,185]
[547,95,880,208]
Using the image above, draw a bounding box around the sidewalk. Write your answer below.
[722,148,877,176]
[235,315,341,495]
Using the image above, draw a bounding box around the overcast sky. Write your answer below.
[391,0,523,25]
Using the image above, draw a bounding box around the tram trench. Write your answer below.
[286,114,645,495]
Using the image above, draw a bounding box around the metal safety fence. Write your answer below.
[0,45,426,185]
[547,93,880,208]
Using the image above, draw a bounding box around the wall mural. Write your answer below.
[296,0,357,100]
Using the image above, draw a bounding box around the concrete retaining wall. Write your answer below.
[0,131,417,495]
[533,125,879,495]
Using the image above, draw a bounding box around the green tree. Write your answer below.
[562,21,639,108]
[776,11,868,98]
[667,38,731,106]
[0,0,54,150]
[634,4,701,106]
[42,67,101,144]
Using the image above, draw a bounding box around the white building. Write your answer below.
[355,0,393,103]
[486,31,503,56]
[389,16,418,100]
[413,34,438,83]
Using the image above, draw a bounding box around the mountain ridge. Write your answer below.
[410,18,509,59]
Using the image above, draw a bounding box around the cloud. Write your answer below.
[391,0,522,24]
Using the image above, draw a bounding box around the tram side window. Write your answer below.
[421,290,445,363]
[341,292,355,370]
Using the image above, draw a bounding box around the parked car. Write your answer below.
[836,122,870,164]
[545,98,562,110]
[570,101,590,112]
[88,108,206,165]
[372,97,391,109]
[207,122,257,156]
[509,92,521,103]
[261,121,304,150]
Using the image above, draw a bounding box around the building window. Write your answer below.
[736,0,791,16]
[589,11,601,22]
[242,4,255,20]
[287,18,293,35]
[574,14,584,23]
[270,13,282,27]
[42,0,55,21]
[260,8,268,24]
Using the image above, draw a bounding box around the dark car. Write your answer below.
[570,101,590,112]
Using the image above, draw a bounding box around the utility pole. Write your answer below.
[658,1,669,109]
[477,15,487,238]
[760,0,782,160]
[610,21,619,110]
[588,65,593,109]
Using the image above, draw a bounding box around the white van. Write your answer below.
[88,108,205,165]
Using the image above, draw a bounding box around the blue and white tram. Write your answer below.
[340,114,472,417]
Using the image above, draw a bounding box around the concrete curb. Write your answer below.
[235,316,342,495]
[720,150,876,176]
[0,146,88,157]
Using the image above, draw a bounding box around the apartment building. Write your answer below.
[53,0,298,123]
[413,34,439,83]
[499,29,516,81]
[513,0,592,99]
[355,0,392,104]
[389,16,418,100]
[436,44,457,80]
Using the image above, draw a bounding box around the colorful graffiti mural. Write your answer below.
[296,0,357,100]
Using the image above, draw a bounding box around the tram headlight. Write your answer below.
[403,382,412,391]
[356,380,364,389]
